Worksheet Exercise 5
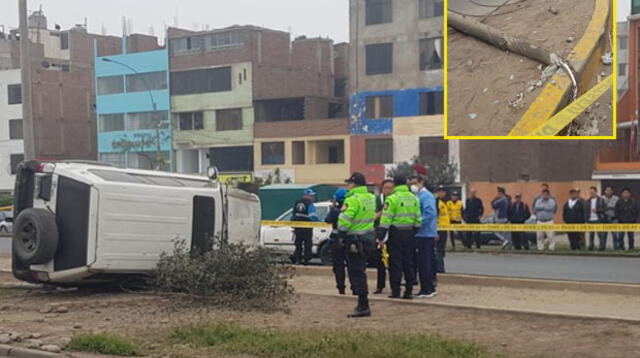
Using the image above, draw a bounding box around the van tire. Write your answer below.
[12,208,59,265]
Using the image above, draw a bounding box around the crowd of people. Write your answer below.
[289,167,638,318]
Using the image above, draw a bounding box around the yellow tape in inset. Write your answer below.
[525,75,612,137]
[440,223,640,233]
[262,221,640,233]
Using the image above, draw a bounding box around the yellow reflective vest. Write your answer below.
[447,200,463,222]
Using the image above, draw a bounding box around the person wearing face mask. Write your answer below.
[372,179,394,294]
[409,175,438,298]
[325,188,349,295]
[446,191,463,251]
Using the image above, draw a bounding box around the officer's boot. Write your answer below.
[347,295,371,318]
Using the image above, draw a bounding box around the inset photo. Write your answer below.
[445,0,615,138]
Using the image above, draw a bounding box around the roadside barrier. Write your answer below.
[262,220,640,232]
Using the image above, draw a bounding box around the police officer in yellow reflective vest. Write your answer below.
[378,176,422,299]
[338,172,376,318]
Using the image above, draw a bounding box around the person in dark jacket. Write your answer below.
[463,188,484,249]
[584,186,607,251]
[291,189,320,265]
[508,193,531,250]
[614,188,638,250]
[326,188,349,294]
[563,189,586,250]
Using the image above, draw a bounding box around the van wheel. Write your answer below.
[12,208,59,265]
[319,242,333,266]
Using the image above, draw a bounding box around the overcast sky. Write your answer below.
[619,0,630,21]
[0,0,349,44]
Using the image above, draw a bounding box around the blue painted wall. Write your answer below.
[94,39,172,168]
[349,86,444,135]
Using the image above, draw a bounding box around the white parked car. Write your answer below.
[0,213,12,233]
[11,160,261,285]
[260,201,333,264]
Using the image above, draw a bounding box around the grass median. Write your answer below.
[167,322,499,358]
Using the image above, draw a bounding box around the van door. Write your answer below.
[192,196,215,253]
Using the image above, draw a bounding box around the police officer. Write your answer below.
[291,188,319,265]
[338,172,376,318]
[325,188,349,295]
[379,176,422,299]
[447,191,464,250]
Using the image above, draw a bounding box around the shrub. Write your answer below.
[154,240,295,311]
[67,333,140,356]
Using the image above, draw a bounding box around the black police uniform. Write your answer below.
[292,198,314,264]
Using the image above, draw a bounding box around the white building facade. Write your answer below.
[0,69,24,192]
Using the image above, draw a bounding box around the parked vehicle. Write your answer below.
[11,160,261,285]
[0,212,12,233]
[260,201,333,264]
[478,214,537,246]
[258,184,337,220]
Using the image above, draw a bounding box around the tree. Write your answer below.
[111,130,170,171]
[387,157,458,190]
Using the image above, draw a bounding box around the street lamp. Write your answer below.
[101,57,164,170]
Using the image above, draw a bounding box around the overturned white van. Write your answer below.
[11,160,261,285]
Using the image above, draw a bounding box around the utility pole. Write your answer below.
[19,0,36,160]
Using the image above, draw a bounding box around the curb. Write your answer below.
[457,249,640,259]
[306,291,640,324]
[294,265,640,296]
[0,345,61,358]
[509,0,610,135]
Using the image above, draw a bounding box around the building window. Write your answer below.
[60,32,69,50]
[99,114,125,132]
[210,146,254,172]
[216,108,243,131]
[99,152,125,168]
[170,67,232,95]
[170,36,205,55]
[619,37,628,50]
[365,95,394,119]
[128,151,170,171]
[366,43,393,75]
[7,84,21,104]
[8,119,23,139]
[10,154,24,175]
[126,111,169,130]
[419,91,444,115]
[315,140,344,164]
[419,137,448,162]
[97,76,124,95]
[365,0,392,25]
[261,142,285,165]
[292,141,305,165]
[619,64,627,76]
[420,37,444,70]
[205,31,245,51]
[419,0,444,18]
[365,139,393,164]
[177,112,204,131]
[126,71,168,93]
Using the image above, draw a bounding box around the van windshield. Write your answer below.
[89,169,211,188]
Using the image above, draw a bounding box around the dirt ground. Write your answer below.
[447,0,598,136]
[1,260,640,358]
[572,63,614,136]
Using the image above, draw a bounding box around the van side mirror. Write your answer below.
[206,166,219,181]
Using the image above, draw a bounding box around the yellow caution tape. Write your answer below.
[440,223,640,233]
[0,206,12,212]
[262,221,640,233]
[525,75,612,137]
[261,220,331,229]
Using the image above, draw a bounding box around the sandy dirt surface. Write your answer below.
[1,267,640,357]
[447,0,596,136]
[572,63,614,136]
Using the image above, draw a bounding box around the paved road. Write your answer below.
[1,236,638,284]
[447,252,640,284]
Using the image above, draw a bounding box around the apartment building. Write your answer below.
[348,0,450,183]
[0,10,124,172]
[94,35,172,170]
[0,69,23,192]
[168,25,346,183]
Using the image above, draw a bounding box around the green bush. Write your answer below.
[67,333,140,356]
[0,193,12,207]
[154,240,295,311]
[171,322,498,358]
